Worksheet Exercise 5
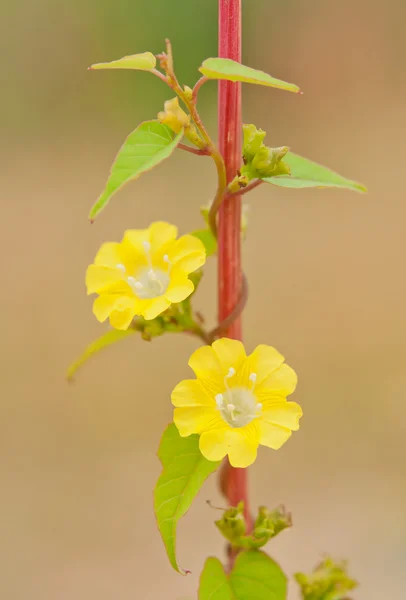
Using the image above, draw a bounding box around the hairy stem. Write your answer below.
[218,0,252,537]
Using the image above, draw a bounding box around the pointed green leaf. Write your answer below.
[199,58,299,94]
[154,424,220,575]
[199,551,287,600]
[263,152,367,192]
[89,121,183,221]
[89,52,156,71]
[192,229,217,257]
[67,329,136,381]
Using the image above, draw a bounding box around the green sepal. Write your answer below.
[199,551,287,600]
[295,557,357,600]
[154,424,220,575]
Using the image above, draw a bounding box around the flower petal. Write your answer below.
[167,234,206,274]
[212,338,247,374]
[141,296,171,320]
[199,426,230,462]
[171,379,214,407]
[259,421,292,450]
[94,242,124,268]
[174,407,223,436]
[188,346,224,396]
[257,364,298,397]
[92,295,119,322]
[149,221,178,250]
[122,229,149,258]
[165,268,194,302]
[227,424,259,468]
[238,345,285,387]
[109,308,136,330]
[261,400,302,431]
[86,265,123,294]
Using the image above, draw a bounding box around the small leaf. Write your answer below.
[199,551,287,600]
[67,329,136,381]
[89,121,183,220]
[192,229,217,257]
[263,152,367,192]
[199,558,233,600]
[89,51,156,71]
[154,424,220,575]
[199,58,300,94]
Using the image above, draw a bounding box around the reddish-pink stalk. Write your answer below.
[218,0,252,531]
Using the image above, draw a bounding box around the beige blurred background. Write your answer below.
[1,0,405,598]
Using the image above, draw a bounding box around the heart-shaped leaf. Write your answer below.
[89,121,183,221]
[199,551,287,600]
[89,52,156,71]
[199,58,300,94]
[154,424,220,575]
[263,152,367,192]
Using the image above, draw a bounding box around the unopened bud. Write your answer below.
[157,97,190,133]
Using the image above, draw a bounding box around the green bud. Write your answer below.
[184,123,206,149]
[254,505,292,539]
[183,85,193,102]
[252,145,290,177]
[295,558,357,600]
[215,501,247,545]
[228,173,250,193]
[243,123,267,162]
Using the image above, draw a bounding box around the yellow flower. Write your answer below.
[157,97,190,133]
[86,221,206,330]
[172,338,302,468]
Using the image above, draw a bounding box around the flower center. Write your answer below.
[215,369,262,428]
[116,241,171,299]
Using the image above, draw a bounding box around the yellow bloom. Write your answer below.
[86,221,206,330]
[157,97,190,133]
[172,338,302,468]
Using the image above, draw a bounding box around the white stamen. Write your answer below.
[163,254,170,264]
[116,263,126,273]
[227,403,236,421]
[142,241,151,252]
[256,403,262,411]
[134,281,143,290]
[148,269,158,281]
[215,394,224,408]
[227,367,236,378]
[249,373,257,383]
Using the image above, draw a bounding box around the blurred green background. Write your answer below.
[1,0,405,598]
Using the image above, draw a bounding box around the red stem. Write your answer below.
[218,0,252,532]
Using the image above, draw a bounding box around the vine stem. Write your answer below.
[218,0,253,539]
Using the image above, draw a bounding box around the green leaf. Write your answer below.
[199,58,300,94]
[199,551,287,600]
[199,558,233,600]
[154,424,220,575]
[89,51,156,71]
[89,121,183,221]
[263,152,367,192]
[67,329,136,381]
[192,229,217,257]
